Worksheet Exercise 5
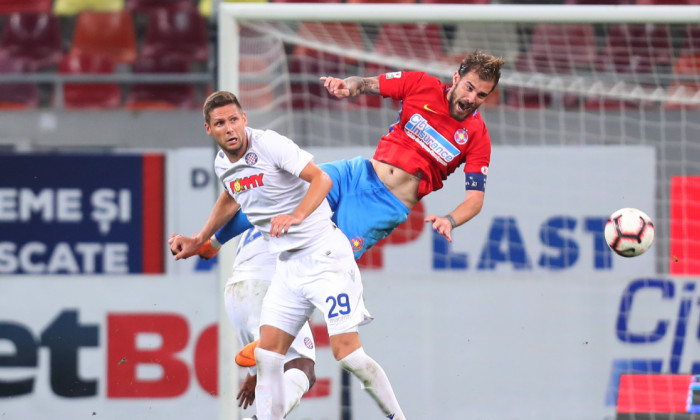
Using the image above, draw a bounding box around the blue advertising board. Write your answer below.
[0,153,164,274]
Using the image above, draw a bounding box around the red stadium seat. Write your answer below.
[126,0,194,13]
[290,22,368,110]
[565,0,632,3]
[239,56,275,110]
[0,12,63,71]
[528,23,597,73]
[0,0,51,14]
[70,11,137,64]
[421,0,488,3]
[125,55,196,110]
[666,53,700,109]
[597,23,672,74]
[507,24,595,109]
[679,23,700,57]
[347,0,414,3]
[58,52,121,109]
[141,9,209,63]
[374,23,447,62]
[0,52,39,109]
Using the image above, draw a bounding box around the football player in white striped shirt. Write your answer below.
[170,91,405,420]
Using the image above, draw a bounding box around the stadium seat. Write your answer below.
[125,55,196,110]
[53,0,124,15]
[0,12,63,70]
[273,0,340,2]
[506,24,594,109]
[141,9,209,63]
[374,23,447,62]
[0,52,39,109]
[666,25,700,110]
[126,0,194,13]
[238,56,275,110]
[70,11,137,64]
[679,23,700,57]
[0,0,51,14]
[565,0,632,3]
[347,0,415,3]
[597,23,672,75]
[527,23,597,73]
[58,52,121,109]
[421,0,488,3]
[290,22,368,109]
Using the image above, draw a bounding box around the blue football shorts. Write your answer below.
[319,156,410,259]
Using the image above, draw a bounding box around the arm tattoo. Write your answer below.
[359,77,380,95]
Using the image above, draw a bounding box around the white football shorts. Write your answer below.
[260,226,373,337]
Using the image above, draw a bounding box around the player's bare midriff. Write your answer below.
[370,159,420,209]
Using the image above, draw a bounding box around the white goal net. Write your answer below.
[217,4,700,420]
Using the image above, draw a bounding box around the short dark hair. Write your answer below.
[458,50,505,90]
[203,91,243,124]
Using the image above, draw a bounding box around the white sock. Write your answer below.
[283,368,310,418]
[254,348,285,420]
[339,347,406,420]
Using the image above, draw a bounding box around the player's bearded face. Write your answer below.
[206,104,248,160]
[448,71,494,121]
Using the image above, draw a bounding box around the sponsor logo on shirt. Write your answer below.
[454,128,468,145]
[385,71,402,79]
[231,173,264,193]
[404,114,459,166]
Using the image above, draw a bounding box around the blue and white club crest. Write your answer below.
[245,153,258,165]
[454,129,468,145]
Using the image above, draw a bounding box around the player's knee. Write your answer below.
[284,357,316,389]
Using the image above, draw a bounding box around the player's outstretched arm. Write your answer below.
[169,190,240,260]
[425,189,485,242]
[320,76,379,98]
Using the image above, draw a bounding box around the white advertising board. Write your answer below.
[350,272,700,420]
[0,274,219,420]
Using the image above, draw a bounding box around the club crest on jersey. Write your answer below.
[304,337,314,349]
[454,128,468,145]
[404,114,459,166]
[231,173,264,193]
[245,152,258,165]
[350,236,364,252]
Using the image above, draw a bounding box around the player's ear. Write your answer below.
[452,71,460,86]
[204,122,212,136]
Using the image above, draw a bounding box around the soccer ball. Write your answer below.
[604,208,655,257]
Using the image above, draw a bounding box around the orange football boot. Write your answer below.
[235,339,259,367]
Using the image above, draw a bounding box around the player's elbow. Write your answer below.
[319,170,333,196]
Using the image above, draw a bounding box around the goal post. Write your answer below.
[217,3,700,419]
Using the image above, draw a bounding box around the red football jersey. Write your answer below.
[374,71,491,199]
